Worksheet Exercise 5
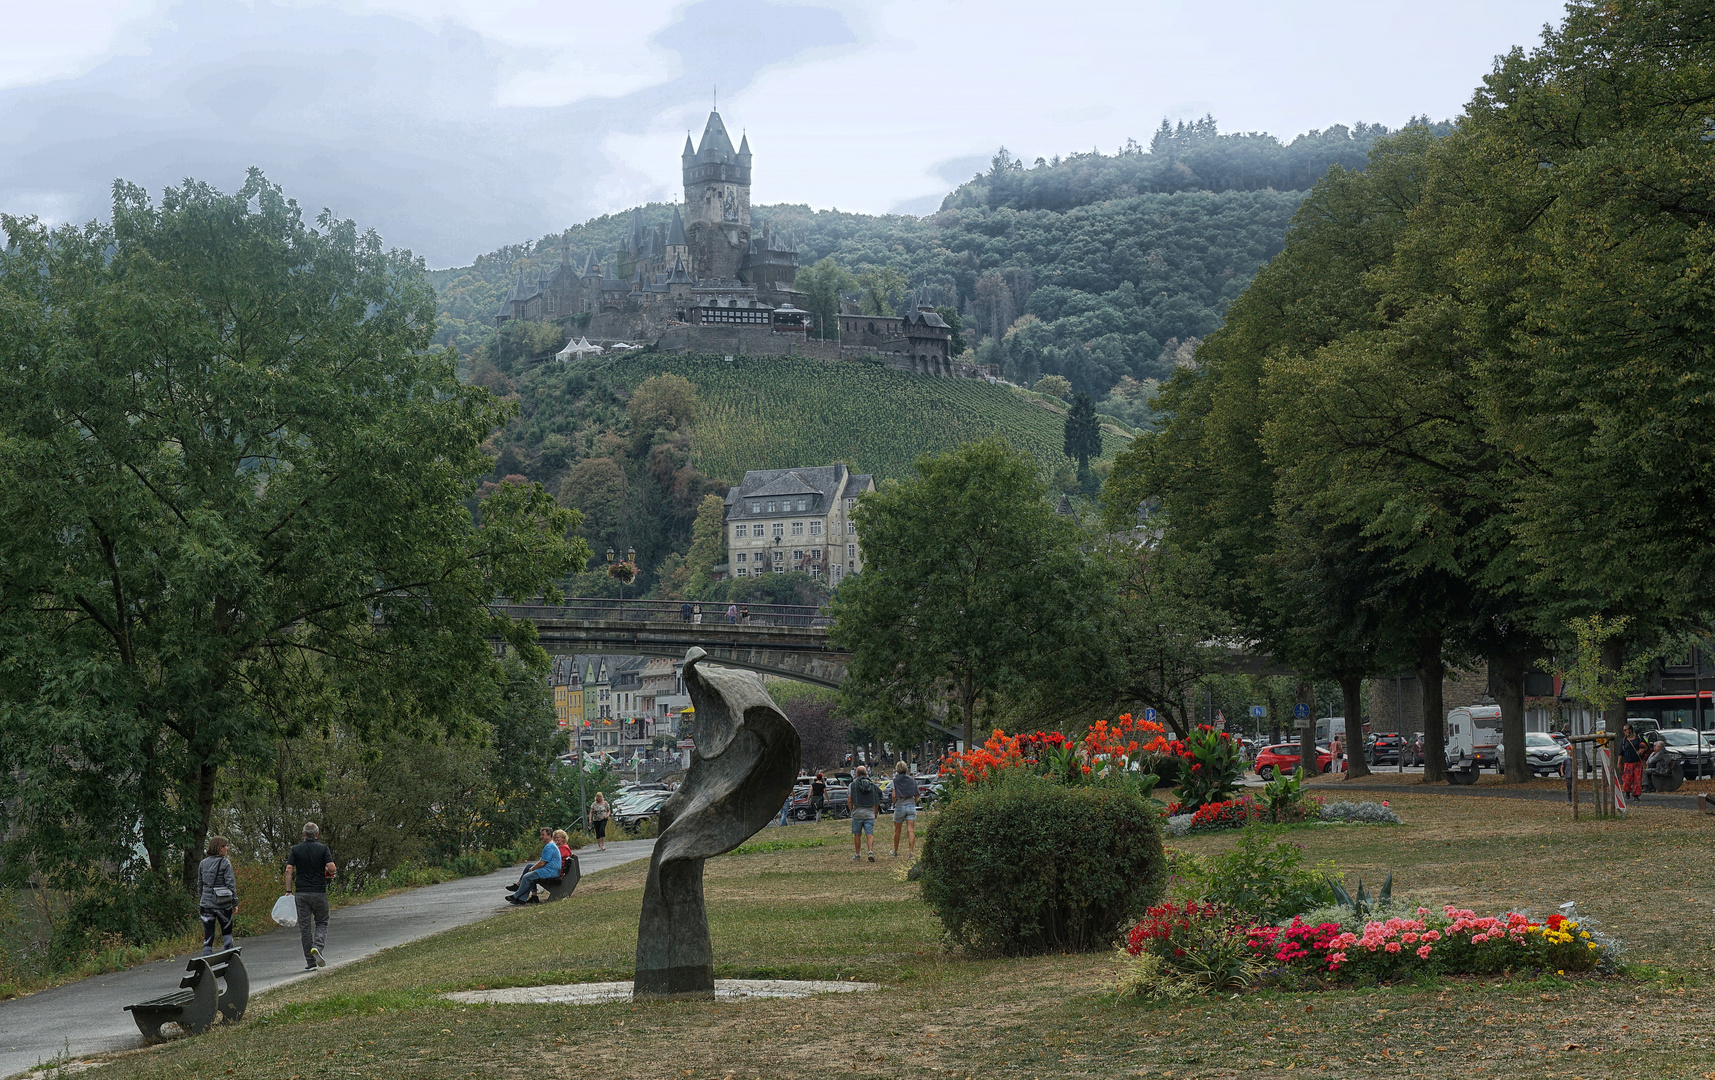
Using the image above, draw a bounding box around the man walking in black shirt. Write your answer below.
[285,822,337,971]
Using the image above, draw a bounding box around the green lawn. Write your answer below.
[79,795,1715,1080]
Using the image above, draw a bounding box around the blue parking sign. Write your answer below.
[1144,707,1157,723]
[1292,702,1311,721]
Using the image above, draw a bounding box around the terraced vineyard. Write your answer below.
[590,353,1132,483]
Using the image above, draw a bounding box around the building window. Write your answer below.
[796,499,807,511]
[736,552,747,564]
[809,566,819,577]
[792,549,803,562]
[808,549,821,561]
[750,502,760,513]
[847,544,856,558]
[773,565,784,573]
[847,522,856,534]
[772,549,784,564]
[766,501,776,513]
[771,522,784,539]
[809,520,822,536]
[733,524,746,539]
[737,567,748,577]
[791,521,804,536]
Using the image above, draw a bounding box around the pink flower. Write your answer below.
[1416,944,1433,959]
[1385,942,1402,953]
[1471,933,1488,944]
[1423,930,1441,942]
[1402,933,1418,944]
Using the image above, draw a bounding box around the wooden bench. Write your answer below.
[123,947,248,1041]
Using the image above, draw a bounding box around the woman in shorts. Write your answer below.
[889,761,920,858]
[588,792,610,851]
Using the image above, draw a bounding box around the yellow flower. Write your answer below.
[1579,931,1590,939]
[1587,943,1599,950]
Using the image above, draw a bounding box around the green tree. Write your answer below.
[936,306,968,356]
[855,265,908,317]
[830,438,1099,749]
[1063,392,1102,472]
[627,373,699,446]
[796,256,855,340]
[684,493,728,598]
[0,172,583,896]
[1034,374,1072,400]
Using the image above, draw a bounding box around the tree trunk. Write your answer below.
[1417,629,1447,783]
[1296,680,1317,780]
[183,758,220,894]
[1341,675,1370,779]
[1600,635,1627,736]
[1491,651,1529,783]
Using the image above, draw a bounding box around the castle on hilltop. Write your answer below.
[498,110,971,377]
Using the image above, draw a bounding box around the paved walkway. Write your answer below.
[0,839,656,1079]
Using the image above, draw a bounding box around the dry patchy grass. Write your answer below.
[78,796,1715,1080]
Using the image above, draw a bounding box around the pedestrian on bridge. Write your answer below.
[680,602,692,622]
[726,603,738,623]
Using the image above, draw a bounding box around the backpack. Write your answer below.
[851,777,880,807]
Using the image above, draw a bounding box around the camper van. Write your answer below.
[1445,705,1503,784]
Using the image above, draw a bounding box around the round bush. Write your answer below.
[916,774,1167,955]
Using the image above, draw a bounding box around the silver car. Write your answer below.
[1502,731,1568,776]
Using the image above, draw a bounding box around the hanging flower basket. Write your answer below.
[607,560,638,584]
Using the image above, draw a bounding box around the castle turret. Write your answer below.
[682,109,751,280]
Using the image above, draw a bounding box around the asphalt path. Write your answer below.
[0,838,656,1079]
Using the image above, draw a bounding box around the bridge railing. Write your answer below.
[493,597,832,629]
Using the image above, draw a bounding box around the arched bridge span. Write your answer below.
[491,599,850,689]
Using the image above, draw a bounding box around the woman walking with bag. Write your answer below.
[589,792,611,852]
[198,836,238,955]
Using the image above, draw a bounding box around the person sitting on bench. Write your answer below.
[552,829,573,874]
[1644,738,1672,793]
[507,828,562,905]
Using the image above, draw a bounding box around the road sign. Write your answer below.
[1143,707,1158,723]
[1250,705,1266,719]
[677,739,695,749]
[1293,702,1311,722]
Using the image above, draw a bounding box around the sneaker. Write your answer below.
[867,853,875,862]
[851,853,861,861]
[890,850,899,857]
[304,962,318,971]
[311,947,326,968]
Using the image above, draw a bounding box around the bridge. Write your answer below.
[492,598,850,688]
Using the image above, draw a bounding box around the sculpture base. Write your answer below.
[633,964,715,999]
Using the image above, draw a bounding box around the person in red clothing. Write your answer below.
[553,829,573,870]
[1618,724,1645,800]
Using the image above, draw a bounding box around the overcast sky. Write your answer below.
[1,0,1569,268]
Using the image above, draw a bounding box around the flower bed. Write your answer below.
[1319,800,1401,824]
[1119,901,1621,997]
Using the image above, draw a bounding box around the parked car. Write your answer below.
[1504,730,1569,777]
[1364,732,1405,765]
[1254,743,1334,779]
[786,785,850,820]
[1400,732,1426,767]
[617,791,671,832]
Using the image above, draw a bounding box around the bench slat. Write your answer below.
[129,990,196,1010]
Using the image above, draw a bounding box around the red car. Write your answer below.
[1254,743,1335,779]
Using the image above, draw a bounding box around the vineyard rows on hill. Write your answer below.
[595,354,1130,483]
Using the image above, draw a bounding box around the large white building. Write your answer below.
[721,463,874,583]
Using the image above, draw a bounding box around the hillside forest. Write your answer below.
[432,116,1451,420]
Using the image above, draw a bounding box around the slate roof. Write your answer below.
[723,464,876,519]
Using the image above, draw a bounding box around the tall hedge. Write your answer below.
[916,775,1166,955]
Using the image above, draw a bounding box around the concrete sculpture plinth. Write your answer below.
[634,647,801,998]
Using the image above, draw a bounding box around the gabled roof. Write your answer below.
[748,472,823,498]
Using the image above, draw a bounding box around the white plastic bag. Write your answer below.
[271,894,299,927]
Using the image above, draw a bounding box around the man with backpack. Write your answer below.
[847,765,882,862]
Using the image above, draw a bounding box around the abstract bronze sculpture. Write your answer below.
[634,647,801,998]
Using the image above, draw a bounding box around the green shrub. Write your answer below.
[917,774,1166,955]
[52,869,195,955]
[1174,828,1335,923]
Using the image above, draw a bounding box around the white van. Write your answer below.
[1445,705,1502,783]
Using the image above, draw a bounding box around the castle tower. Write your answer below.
[682,110,751,280]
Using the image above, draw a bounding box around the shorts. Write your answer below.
[850,812,875,835]
[893,800,917,822]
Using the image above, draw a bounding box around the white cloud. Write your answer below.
[0,0,1570,265]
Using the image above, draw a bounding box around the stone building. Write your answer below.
[722,463,875,584]
[496,109,805,331]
